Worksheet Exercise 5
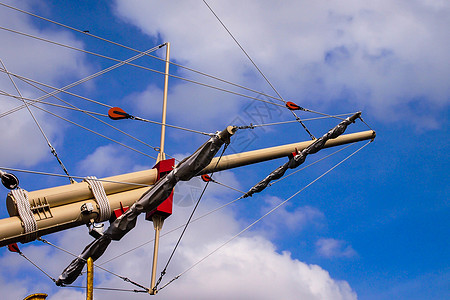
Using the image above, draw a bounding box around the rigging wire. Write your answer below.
[1,85,350,143]
[0,4,378,294]
[0,90,107,117]
[152,143,230,292]
[207,178,246,194]
[0,44,163,119]
[0,60,75,183]
[0,72,214,140]
[0,25,289,109]
[0,78,162,154]
[97,195,244,266]
[237,113,355,129]
[0,1,286,105]
[0,1,161,68]
[158,140,373,292]
[359,115,374,131]
[9,246,57,283]
[125,113,213,137]
[202,0,315,139]
[0,3,350,125]
[97,142,358,265]
[0,23,345,124]
[0,166,152,187]
[61,285,148,293]
[23,102,158,160]
[37,237,150,292]
[0,73,194,160]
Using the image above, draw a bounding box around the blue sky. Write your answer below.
[0,1,448,299]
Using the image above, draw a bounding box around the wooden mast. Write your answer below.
[149,41,171,294]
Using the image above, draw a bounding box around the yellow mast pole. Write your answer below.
[157,42,170,163]
[150,42,171,295]
[86,257,93,300]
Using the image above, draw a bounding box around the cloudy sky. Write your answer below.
[0,0,448,299]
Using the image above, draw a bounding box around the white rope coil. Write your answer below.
[11,188,37,241]
[84,176,111,222]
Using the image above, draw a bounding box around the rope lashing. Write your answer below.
[84,176,111,222]
[10,188,37,241]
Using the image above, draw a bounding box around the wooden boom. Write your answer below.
[0,130,375,247]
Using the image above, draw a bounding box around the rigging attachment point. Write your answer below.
[286,101,304,111]
[108,107,132,120]
[201,174,213,182]
[7,242,21,253]
[1,170,19,190]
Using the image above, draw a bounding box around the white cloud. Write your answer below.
[0,1,90,84]
[0,274,28,299]
[257,196,325,238]
[0,0,91,167]
[316,238,358,258]
[48,289,85,300]
[77,144,135,177]
[0,190,356,299]
[152,236,357,300]
[114,0,449,130]
[86,196,356,300]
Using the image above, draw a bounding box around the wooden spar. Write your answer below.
[201,130,376,173]
[0,187,150,246]
[6,169,158,214]
[0,129,375,247]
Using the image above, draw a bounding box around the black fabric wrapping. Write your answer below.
[243,112,360,198]
[56,128,234,286]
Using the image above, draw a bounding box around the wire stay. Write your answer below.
[97,142,359,266]
[61,285,148,293]
[0,3,352,126]
[0,4,378,296]
[1,60,75,183]
[202,0,315,139]
[38,237,150,292]
[0,166,151,187]
[158,140,373,292]
[3,77,161,154]
[0,44,163,119]
[0,90,107,116]
[22,102,158,160]
[0,1,285,106]
[9,245,57,283]
[0,23,344,125]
